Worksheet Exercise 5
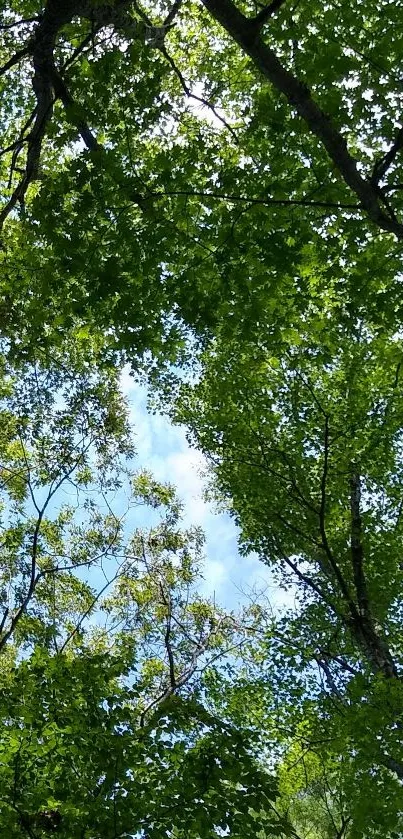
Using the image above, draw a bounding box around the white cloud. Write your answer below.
[120,371,292,612]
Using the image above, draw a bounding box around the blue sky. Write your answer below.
[121,369,289,613]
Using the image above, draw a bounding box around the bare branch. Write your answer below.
[274,509,322,547]
[336,816,351,839]
[384,183,403,193]
[58,575,115,654]
[0,0,136,229]
[346,470,398,679]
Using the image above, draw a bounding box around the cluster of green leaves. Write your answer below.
[169,252,403,834]
[2,0,403,836]
[0,342,286,838]
[1,0,402,364]
[0,647,284,839]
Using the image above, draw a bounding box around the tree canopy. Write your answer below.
[1,0,403,836]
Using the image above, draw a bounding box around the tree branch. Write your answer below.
[0,509,44,652]
[371,125,403,186]
[159,583,177,687]
[139,621,222,726]
[164,0,184,26]
[278,550,339,614]
[160,48,240,141]
[161,188,359,210]
[319,417,353,605]
[0,443,92,651]
[0,45,31,77]
[48,66,100,151]
[382,754,403,780]
[251,0,288,30]
[314,655,344,699]
[348,470,399,679]
[318,650,359,677]
[0,16,40,31]
[200,0,403,237]
[349,470,369,617]
[0,0,134,229]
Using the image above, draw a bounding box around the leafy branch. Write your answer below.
[200,0,403,237]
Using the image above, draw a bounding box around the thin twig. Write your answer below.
[159,188,360,210]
